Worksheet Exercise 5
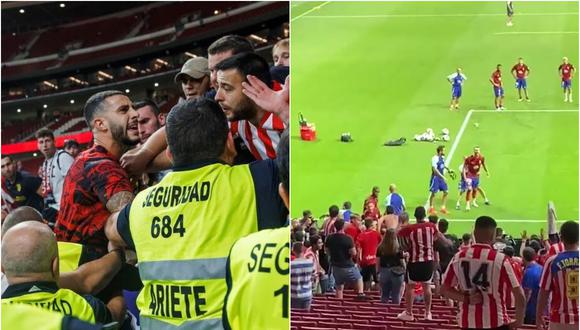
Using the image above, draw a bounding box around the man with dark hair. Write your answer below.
[55,90,139,256]
[441,216,525,330]
[207,35,254,89]
[304,234,326,293]
[105,98,287,329]
[340,201,352,222]
[120,50,282,173]
[435,218,458,280]
[134,99,165,144]
[398,206,449,321]
[325,219,369,300]
[215,52,286,161]
[521,247,542,325]
[322,205,340,237]
[36,128,74,227]
[429,145,451,215]
[363,186,381,220]
[536,220,579,330]
[357,218,381,291]
[1,155,43,213]
[503,246,523,309]
[63,139,81,158]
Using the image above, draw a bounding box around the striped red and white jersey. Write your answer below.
[548,242,565,256]
[442,243,520,329]
[503,257,523,308]
[397,221,437,263]
[539,251,579,324]
[230,112,286,160]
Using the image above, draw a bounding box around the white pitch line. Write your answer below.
[494,31,579,35]
[424,109,474,208]
[446,219,569,223]
[471,109,578,113]
[303,12,578,19]
[423,108,577,208]
[291,1,330,22]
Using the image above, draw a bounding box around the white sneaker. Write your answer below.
[500,106,505,110]
[526,98,531,102]
[397,311,415,321]
[565,97,569,102]
[425,312,433,320]
[473,200,479,208]
[455,203,460,210]
[466,204,471,211]
[518,98,523,102]
[507,22,513,26]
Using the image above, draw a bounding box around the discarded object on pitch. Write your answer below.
[448,169,457,180]
[340,132,353,142]
[384,137,406,146]
[299,112,317,141]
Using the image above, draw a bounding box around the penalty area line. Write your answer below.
[291,1,330,22]
[471,109,578,113]
[424,110,474,208]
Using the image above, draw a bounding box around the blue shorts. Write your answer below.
[452,86,462,98]
[471,177,480,189]
[332,266,362,286]
[429,176,448,193]
[562,80,572,89]
[516,78,527,89]
[494,86,504,97]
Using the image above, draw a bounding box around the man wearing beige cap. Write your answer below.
[174,56,211,101]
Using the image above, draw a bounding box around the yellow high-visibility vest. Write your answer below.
[129,163,259,329]
[57,241,83,273]
[2,286,96,323]
[223,227,290,330]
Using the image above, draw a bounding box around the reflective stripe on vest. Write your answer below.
[2,288,96,323]
[138,258,227,281]
[129,163,259,329]
[224,227,290,330]
[58,241,83,274]
[2,303,65,329]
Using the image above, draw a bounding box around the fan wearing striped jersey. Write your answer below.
[536,221,579,330]
[441,216,525,330]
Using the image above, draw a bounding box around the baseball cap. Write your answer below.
[174,57,210,83]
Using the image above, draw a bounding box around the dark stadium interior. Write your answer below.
[1,1,288,173]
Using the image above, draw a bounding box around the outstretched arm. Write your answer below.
[120,127,168,176]
[242,75,289,125]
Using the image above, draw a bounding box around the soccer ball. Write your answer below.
[441,128,449,135]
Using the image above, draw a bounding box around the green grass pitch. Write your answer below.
[290,1,579,236]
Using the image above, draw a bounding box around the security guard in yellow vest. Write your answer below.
[223,227,290,330]
[223,128,290,330]
[1,221,113,324]
[2,303,103,330]
[1,206,125,296]
[106,98,287,329]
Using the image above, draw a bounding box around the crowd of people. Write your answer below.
[291,197,579,330]
[1,34,290,330]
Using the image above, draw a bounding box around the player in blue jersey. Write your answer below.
[428,145,452,215]
[447,68,467,110]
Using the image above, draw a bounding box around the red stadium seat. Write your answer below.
[318,321,353,329]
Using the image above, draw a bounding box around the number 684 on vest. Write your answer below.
[150,214,186,238]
